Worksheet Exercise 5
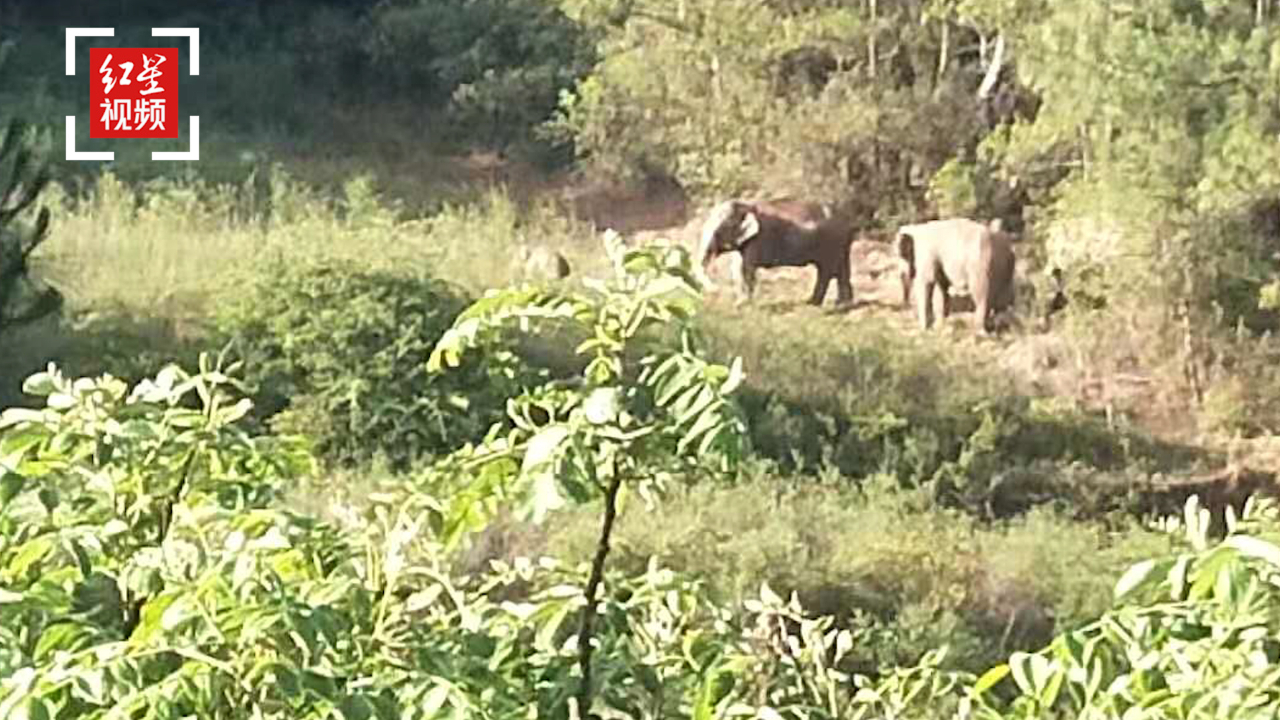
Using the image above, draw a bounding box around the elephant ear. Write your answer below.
[896,231,915,265]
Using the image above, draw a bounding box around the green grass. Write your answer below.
[531,474,1174,672]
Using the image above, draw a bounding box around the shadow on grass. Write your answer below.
[701,316,1217,521]
[1,305,210,409]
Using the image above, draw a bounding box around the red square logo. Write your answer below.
[88,48,180,139]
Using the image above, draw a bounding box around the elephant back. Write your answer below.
[751,198,829,229]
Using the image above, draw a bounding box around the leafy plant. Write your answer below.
[214,258,521,470]
[0,354,325,717]
[425,230,750,713]
[365,0,595,149]
[968,495,1280,719]
[0,349,885,720]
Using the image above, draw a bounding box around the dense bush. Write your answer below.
[213,258,519,470]
[545,478,1175,674]
[363,0,596,149]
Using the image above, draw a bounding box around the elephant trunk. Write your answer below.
[696,219,722,290]
[895,230,916,302]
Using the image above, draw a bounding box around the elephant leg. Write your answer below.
[731,255,757,306]
[974,295,992,335]
[809,269,831,306]
[835,264,854,307]
[916,280,935,329]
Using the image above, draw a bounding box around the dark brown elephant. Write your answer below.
[896,217,1016,335]
[697,198,856,308]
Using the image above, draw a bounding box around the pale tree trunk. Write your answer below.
[1256,0,1274,25]
[936,22,950,90]
[976,32,1004,99]
[868,0,878,79]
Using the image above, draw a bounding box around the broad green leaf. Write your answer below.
[7,535,55,578]
[20,370,58,397]
[1113,559,1158,602]
[680,402,728,455]
[420,684,452,717]
[0,425,46,472]
[1222,535,1280,569]
[9,697,53,720]
[519,425,571,524]
[46,392,75,410]
[521,425,570,476]
[693,667,737,720]
[721,356,745,395]
[405,585,444,613]
[1008,652,1035,695]
[126,591,179,646]
[1189,547,1237,600]
[1167,555,1191,600]
[973,664,1011,695]
[0,473,24,504]
[33,621,97,661]
[1038,661,1065,708]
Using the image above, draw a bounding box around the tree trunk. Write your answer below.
[868,0,878,79]
[936,22,950,91]
[976,32,1004,99]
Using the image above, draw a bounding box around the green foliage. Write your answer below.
[968,495,1280,719]
[3,233,1279,719]
[214,258,520,470]
[422,231,753,711]
[365,0,596,148]
[0,356,330,716]
[424,231,749,547]
[0,287,959,720]
[546,0,870,198]
[547,478,1174,673]
[983,0,1280,328]
[1261,279,1280,312]
[0,357,751,719]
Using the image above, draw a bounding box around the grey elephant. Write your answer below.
[697,198,856,307]
[895,217,1016,335]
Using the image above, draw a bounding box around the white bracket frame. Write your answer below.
[64,27,201,161]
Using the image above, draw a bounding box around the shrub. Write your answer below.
[364,0,595,149]
[214,258,518,469]
[543,475,1172,674]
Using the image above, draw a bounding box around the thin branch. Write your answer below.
[575,470,625,715]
